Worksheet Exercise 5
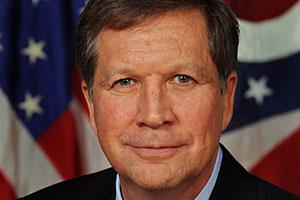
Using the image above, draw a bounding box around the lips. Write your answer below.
[120,131,190,160]
[129,144,183,160]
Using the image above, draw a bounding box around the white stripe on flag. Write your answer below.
[238,0,300,63]
[221,108,300,169]
[0,88,62,197]
[71,99,110,174]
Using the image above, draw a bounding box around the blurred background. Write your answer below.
[0,0,299,199]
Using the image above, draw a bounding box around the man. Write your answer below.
[20,0,299,199]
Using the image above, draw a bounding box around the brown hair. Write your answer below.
[76,0,239,95]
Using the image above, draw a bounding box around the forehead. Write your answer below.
[97,9,212,71]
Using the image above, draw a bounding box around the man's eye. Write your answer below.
[173,75,193,85]
[114,78,135,87]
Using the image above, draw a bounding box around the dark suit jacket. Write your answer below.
[19,145,299,200]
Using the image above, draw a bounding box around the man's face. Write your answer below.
[83,10,236,194]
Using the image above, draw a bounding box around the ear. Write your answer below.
[81,81,98,135]
[222,71,238,130]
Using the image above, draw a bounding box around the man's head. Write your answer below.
[77,0,239,199]
[77,0,239,96]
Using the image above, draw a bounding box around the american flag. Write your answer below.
[0,0,109,199]
[0,0,299,199]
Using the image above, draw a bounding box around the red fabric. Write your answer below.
[251,128,300,196]
[0,171,16,200]
[37,109,81,179]
[228,0,297,21]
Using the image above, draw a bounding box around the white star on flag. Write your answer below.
[0,33,3,52]
[18,92,43,120]
[21,38,47,65]
[244,76,274,106]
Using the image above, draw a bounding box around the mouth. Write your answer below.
[129,145,183,160]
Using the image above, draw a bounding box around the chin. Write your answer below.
[124,162,188,190]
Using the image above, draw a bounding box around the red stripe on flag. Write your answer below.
[250,127,300,196]
[37,108,81,180]
[228,0,297,21]
[0,171,16,200]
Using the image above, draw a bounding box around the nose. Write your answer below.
[136,83,175,129]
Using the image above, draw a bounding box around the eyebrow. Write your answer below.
[98,67,135,87]
[98,61,212,86]
[169,62,212,82]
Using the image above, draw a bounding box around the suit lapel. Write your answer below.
[209,144,258,200]
[79,168,117,200]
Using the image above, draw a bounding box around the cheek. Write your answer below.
[93,94,138,136]
[171,90,223,172]
[173,89,224,139]
[92,94,138,164]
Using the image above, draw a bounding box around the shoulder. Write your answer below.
[18,168,117,200]
[254,177,300,200]
[213,144,299,200]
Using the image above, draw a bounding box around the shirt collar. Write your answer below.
[194,146,223,200]
[115,173,122,200]
[115,146,223,200]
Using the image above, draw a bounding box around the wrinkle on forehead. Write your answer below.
[96,9,215,86]
[98,9,210,60]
